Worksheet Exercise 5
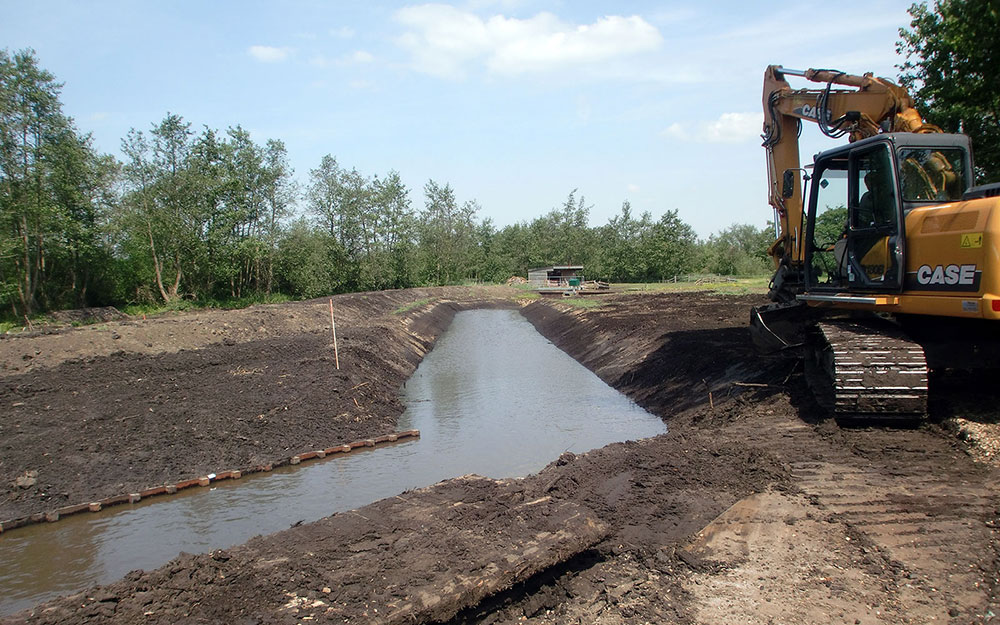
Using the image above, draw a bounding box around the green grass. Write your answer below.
[559,297,604,309]
[616,276,770,296]
[393,297,436,314]
[122,292,294,318]
[121,300,199,317]
[0,313,57,333]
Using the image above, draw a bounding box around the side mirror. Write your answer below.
[782,170,796,198]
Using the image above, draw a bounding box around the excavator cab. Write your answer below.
[803,133,973,294]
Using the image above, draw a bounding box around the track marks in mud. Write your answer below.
[689,409,1000,624]
[787,423,1000,622]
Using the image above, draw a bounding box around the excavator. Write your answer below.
[751,65,1000,421]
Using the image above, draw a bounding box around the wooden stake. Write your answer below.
[329,298,340,370]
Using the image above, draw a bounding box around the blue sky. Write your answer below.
[3,0,918,237]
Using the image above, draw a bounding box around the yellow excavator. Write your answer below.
[751,65,1000,420]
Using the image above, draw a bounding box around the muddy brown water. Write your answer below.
[0,309,665,615]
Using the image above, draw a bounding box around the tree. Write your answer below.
[700,223,772,276]
[260,139,295,293]
[813,205,847,247]
[898,0,1000,181]
[274,218,343,298]
[598,201,652,282]
[642,209,698,280]
[118,114,201,303]
[0,49,114,316]
[418,181,481,284]
[370,170,416,288]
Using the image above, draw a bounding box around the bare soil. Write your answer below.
[3,287,999,624]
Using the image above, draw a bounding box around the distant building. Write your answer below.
[527,266,584,290]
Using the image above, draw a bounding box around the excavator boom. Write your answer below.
[762,65,939,300]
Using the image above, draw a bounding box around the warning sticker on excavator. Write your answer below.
[960,232,983,249]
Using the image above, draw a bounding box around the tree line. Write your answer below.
[0,48,775,318]
[1,1,992,318]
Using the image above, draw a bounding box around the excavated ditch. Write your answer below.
[3,288,999,624]
[0,307,664,616]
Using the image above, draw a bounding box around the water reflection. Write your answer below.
[0,309,664,615]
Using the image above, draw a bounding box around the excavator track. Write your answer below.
[805,320,928,421]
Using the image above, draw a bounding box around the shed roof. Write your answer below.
[527,265,584,272]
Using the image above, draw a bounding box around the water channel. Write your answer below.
[0,309,666,615]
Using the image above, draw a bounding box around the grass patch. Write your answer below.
[616,276,769,296]
[393,297,436,314]
[0,313,56,333]
[122,292,295,318]
[560,297,604,309]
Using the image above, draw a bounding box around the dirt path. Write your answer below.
[3,288,999,624]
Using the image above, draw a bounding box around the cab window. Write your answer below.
[898,147,967,201]
[807,161,849,287]
[853,148,896,229]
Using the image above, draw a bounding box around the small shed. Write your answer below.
[527,265,585,289]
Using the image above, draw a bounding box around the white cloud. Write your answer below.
[311,50,375,68]
[393,5,662,79]
[466,0,530,10]
[660,122,688,141]
[248,45,293,63]
[330,26,355,39]
[661,113,763,144]
[349,50,374,64]
[310,54,333,68]
[702,112,763,143]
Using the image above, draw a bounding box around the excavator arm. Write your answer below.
[761,65,940,300]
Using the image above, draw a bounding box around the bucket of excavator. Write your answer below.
[749,301,811,354]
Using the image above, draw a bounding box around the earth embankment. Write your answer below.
[0,287,514,525]
[4,288,999,624]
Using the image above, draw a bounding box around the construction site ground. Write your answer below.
[1,285,998,624]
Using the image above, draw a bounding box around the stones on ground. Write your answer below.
[15,470,38,489]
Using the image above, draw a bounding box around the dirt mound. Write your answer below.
[46,306,129,325]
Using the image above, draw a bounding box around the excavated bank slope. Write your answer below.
[4,288,999,624]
